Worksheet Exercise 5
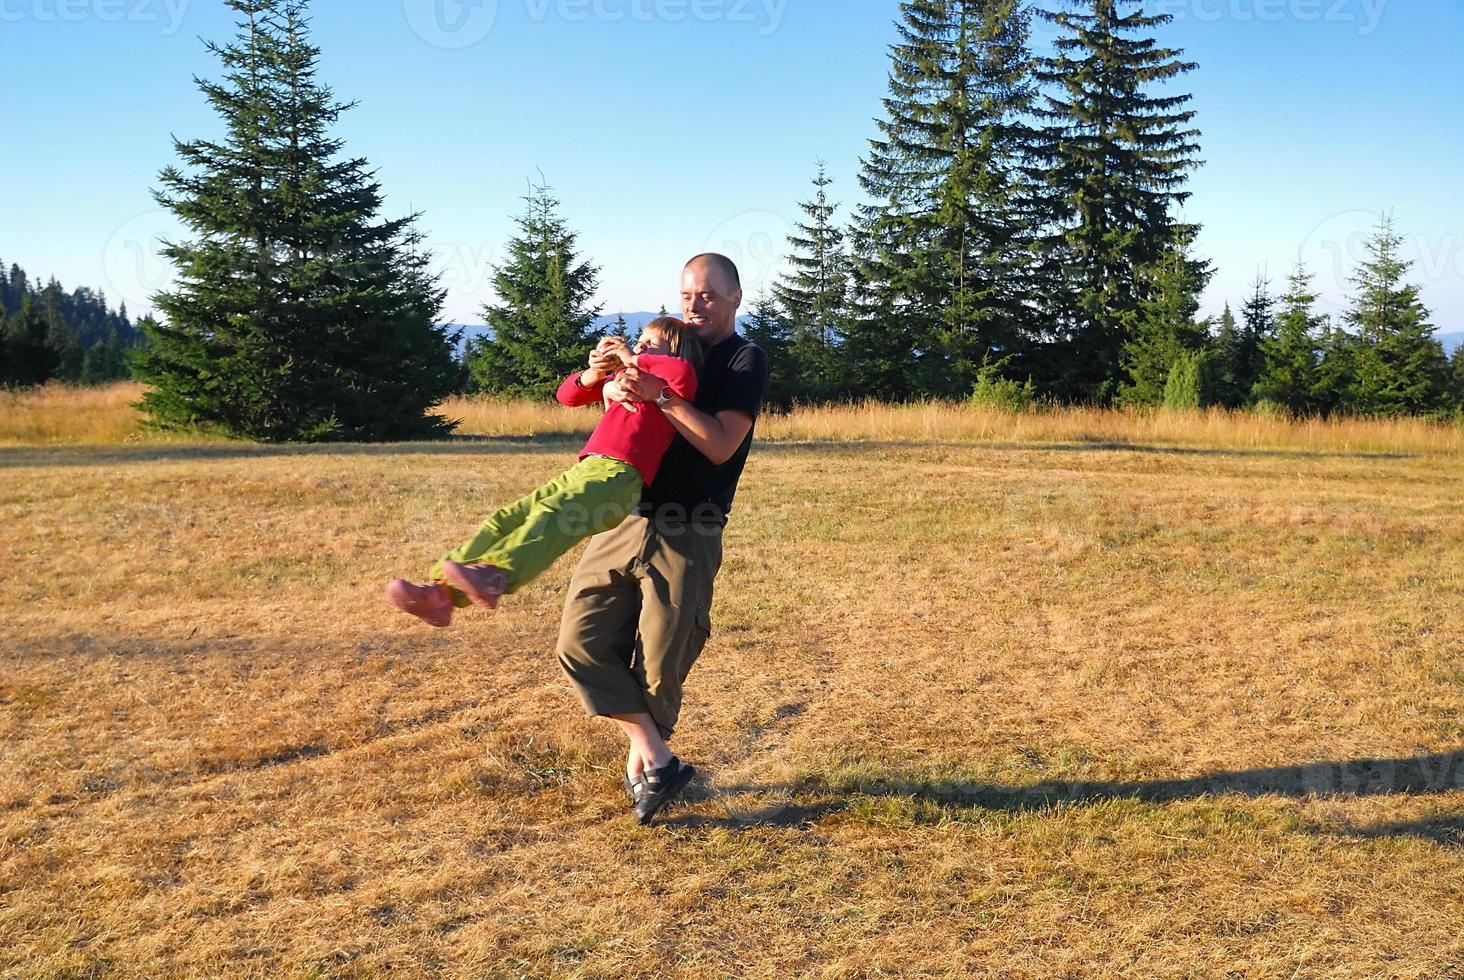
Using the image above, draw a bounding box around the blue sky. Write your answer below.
[3,0,1461,332]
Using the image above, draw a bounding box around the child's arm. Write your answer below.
[629,352,698,403]
[556,367,608,407]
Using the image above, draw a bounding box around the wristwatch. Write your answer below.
[655,386,674,408]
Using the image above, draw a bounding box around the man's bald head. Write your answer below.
[680,253,743,345]
[683,253,741,295]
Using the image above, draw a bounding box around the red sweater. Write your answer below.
[554,352,698,486]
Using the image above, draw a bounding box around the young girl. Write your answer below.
[385,317,704,627]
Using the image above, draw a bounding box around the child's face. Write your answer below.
[633,330,671,356]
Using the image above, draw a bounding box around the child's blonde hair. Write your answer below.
[643,316,706,374]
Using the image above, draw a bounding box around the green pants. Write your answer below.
[431,455,643,608]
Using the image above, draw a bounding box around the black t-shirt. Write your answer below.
[636,332,769,525]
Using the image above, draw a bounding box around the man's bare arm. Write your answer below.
[611,366,752,465]
[660,401,753,466]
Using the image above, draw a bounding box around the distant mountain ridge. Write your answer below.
[449,312,756,353]
[448,322,1463,358]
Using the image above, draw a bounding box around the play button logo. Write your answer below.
[404,0,499,49]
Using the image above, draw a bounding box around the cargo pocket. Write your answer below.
[676,603,712,685]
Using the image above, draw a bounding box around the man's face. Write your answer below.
[680,262,742,343]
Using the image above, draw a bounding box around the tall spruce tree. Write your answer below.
[1030,0,1202,401]
[851,0,1038,399]
[1118,231,1213,406]
[1,295,60,387]
[1235,274,1274,397]
[1253,266,1325,416]
[741,295,797,410]
[134,0,458,441]
[1209,303,1244,407]
[0,258,13,315]
[1342,215,1451,416]
[1450,345,1464,410]
[467,184,602,398]
[772,162,848,402]
[1314,322,1359,417]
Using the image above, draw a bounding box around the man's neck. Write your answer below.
[702,324,737,347]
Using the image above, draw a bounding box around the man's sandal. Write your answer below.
[633,756,696,826]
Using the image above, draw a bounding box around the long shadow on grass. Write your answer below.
[0,434,587,469]
[759,439,1418,462]
[0,437,1422,470]
[664,749,1464,840]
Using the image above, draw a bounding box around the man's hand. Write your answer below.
[616,366,668,403]
[603,376,647,414]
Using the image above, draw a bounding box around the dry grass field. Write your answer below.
[2,384,1463,977]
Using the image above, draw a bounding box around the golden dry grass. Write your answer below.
[5,382,1461,456]
[2,388,1463,977]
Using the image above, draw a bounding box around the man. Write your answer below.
[556,253,769,825]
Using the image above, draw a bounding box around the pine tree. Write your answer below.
[1315,322,1358,417]
[1161,349,1211,411]
[1118,232,1213,406]
[741,295,797,410]
[1253,266,1325,416]
[467,183,602,398]
[134,0,458,440]
[1235,274,1274,399]
[1209,303,1244,408]
[851,0,1039,399]
[609,313,629,340]
[2,295,60,387]
[1450,345,1464,410]
[6,265,26,315]
[40,280,85,381]
[1343,215,1451,416]
[1030,0,1202,401]
[773,162,848,402]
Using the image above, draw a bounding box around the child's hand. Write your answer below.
[604,378,640,413]
[599,336,634,365]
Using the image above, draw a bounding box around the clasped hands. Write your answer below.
[588,337,667,411]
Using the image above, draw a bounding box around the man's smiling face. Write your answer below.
[680,259,742,345]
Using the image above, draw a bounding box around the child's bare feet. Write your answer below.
[384,579,454,628]
[440,561,508,609]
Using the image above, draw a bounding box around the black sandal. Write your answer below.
[633,756,696,825]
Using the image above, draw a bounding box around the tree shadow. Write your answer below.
[0,434,1426,471]
[757,439,1419,462]
[0,433,586,469]
[663,749,1464,842]
[1342,815,1464,846]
